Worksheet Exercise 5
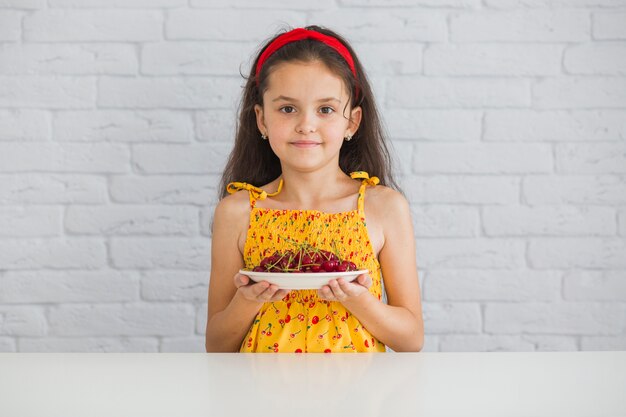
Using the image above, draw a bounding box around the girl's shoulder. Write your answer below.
[214,187,252,228]
[365,184,410,222]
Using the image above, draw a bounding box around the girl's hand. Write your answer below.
[234,273,288,303]
[317,273,372,302]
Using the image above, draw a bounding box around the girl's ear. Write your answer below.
[348,105,362,136]
[254,104,266,135]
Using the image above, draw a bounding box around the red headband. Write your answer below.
[255,28,359,99]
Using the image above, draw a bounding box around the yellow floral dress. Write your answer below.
[226,171,386,353]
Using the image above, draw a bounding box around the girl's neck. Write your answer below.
[274,165,353,208]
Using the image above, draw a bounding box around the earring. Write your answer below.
[344,133,353,141]
[261,133,268,140]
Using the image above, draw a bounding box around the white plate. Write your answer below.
[238,269,369,290]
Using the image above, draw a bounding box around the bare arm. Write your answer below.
[319,189,424,351]
[205,195,287,352]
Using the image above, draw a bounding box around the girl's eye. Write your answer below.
[280,106,295,114]
[320,106,334,114]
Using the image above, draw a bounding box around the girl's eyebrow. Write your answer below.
[272,95,340,103]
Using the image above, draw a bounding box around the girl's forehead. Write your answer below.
[264,61,349,99]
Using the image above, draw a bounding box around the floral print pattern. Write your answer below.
[228,172,386,353]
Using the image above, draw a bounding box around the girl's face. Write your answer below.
[254,60,362,173]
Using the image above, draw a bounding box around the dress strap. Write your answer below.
[226,179,284,208]
[349,171,379,214]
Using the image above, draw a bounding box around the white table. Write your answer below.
[1,352,625,417]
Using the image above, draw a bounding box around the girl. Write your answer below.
[205,25,423,353]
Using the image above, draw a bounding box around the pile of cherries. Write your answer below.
[252,244,357,273]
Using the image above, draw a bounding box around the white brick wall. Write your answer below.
[0,1,624,353]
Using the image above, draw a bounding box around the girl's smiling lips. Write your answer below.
[291,141,321,148]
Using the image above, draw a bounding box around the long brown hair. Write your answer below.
[218,24,400,199]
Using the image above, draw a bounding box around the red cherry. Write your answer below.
[285,315,291,323]
[311,316,319,325]
[324,349,331,353]
[295,349,303,353]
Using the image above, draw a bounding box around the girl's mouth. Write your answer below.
[291,141,321,148]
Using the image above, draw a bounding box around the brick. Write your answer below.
[192,0,333,7]
[0,306,46,336]
[195,110,236,142]
[0,110,50,141]
[339,0,480,6]
[425,270,561,301]
[0,271,139,303]
[110,238,211,269]
[411,205,478,237]
[415,238,525,268]
[195,302,207,335]
[533,77,626,109]
[132,144,231,174]
[312,10,447,42]
[0,239,106,269]
[524,175,626,205]
[50,0,185,7]
[54,110,192,143]
[412,143,552,174]
[402,175,520,204]
[440,335,535,352]
[390,141,413,176]
[0,143,129,173]
[425,44,561,76]
[565,43,626,75]
[161,337,205,352]
[593,12,626,40]
[556,143,626,174]
[386,110,482,141]
[109,175,219,205]
[563,270,626,301]
[0,76,95,108]
[483,206,615,236]
[450,11,590,42]
[141,271,208,302]
[388,78,530,108]
[0,11,20,41]
[19,337,158,352]
[352,42,422,75]
[0,207,60,237]
[142,42,254,75]
[161,336,206,353]
[484,110,626,142]
[200,205,215,237]
[166,10,306,40]
[521,335,579,351]
[620,210,626,236]
[65,205,198,236]
[528,238,626,268]
[48,303,195,336]
[485,0,626,7]
[422,302,482,334]
[24,10,162,42]
[485,302,625,335]
[98,76,239,109]
[0,0,45,7]
[0,44,137,75]
[581,336,626,351]
[0,174,107,204]
[0,338,15,352]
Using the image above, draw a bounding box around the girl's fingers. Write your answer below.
[330,279,347,300]
[234,273,249,288]
[358,274,372,288]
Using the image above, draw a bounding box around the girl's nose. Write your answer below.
[295,111,316,134]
